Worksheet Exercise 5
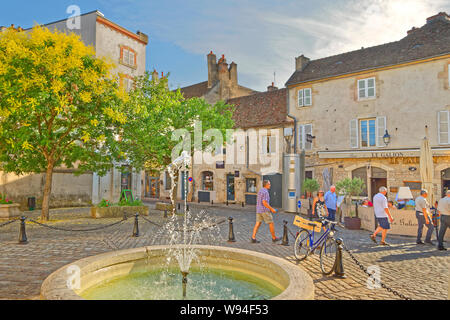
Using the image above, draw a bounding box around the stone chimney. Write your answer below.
[267,82,278,92]
[207,51,218,88]
[136,31,149,44]
[295,55,310,72]
[407,26,418,35]
[217,54,229,83]
[229,62,237,86]
[426,12,450,24]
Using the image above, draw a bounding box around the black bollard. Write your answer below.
[163,209,167,218]
[18,216,28,244]
[198,198,200,203]
[187,205,189,211]
[211,200,214,206]
[132,213,139,237]
[242,202,244,207]
[178,203,181,211]
[226,200,229,206]
[281,220,289,246]
[333,238,346,278]
[227,217,236,242]
[123,210,127,221]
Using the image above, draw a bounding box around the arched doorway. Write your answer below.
[351,166,387,200]
[441,168,450,197]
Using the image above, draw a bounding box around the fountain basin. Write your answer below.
[40,245,314,300]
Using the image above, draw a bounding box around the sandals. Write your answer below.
[370,234,377,244]
[380,241,390,246]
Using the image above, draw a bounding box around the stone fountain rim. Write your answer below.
[40,244,314,300]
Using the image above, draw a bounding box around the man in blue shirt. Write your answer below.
[324,185,337,226]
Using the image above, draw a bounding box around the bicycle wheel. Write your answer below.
[320,236,337,275]
[294,229,311,261]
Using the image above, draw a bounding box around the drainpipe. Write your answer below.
[286,89,297,153]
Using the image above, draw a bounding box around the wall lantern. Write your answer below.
[383,130,391,145]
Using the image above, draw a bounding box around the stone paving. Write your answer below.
[0,203,448,300]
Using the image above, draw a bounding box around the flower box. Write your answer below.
[90,205,149,219]
[0,203,21,219]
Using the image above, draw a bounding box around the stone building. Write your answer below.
[0,11,148,209]
[285,12,450,201]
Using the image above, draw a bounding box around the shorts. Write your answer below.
[256,211,273,224]
[376,217,390,230]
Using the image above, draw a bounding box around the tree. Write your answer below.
[302,178,320,197]
[119,72,235,214]
[335,177,365,217]
[0,26,128,221]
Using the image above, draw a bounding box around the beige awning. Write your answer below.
[420,137,434,205]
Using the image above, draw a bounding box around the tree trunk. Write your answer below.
[41,161,54,221]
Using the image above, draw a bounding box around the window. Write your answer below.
[350,117,386,148]
[120,46,136,67]
[202,171,214,191]
[438,110,450,144]
[357,78,376,100]
[164,171,172,190]
[261,135,276,154]
[298,124,313,150]
[297,88,312,107]
[246,178,257,193]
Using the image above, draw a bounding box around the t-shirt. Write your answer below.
[415,196,430,215]
[256,188,270,213]
[437,197,450,216]
[373,193,388,218]
[324,191,337,210]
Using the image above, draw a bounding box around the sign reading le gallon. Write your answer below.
[372,152,404,158]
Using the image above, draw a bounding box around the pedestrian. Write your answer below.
[436,190,450,251]
[324,185,337,229]
[395,192,406,209]
[251,180,280,243]
[415,189,434,245]
[370,186,394,246]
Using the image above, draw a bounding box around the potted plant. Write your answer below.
[335,178,365,230]
[302,178,320,217]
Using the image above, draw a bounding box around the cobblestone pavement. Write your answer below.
[0,203,448,300]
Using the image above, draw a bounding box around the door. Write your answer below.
[263,173,283,208]
[226,174,235,201]
[121,170,132,192]
[145,177,159,198]
[370,167,387,200]
[442,168,450,197]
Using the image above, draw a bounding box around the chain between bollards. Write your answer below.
[18,216,28,244]
[132,213,139,237]
[227,216,236,242]
[281,220,289,246]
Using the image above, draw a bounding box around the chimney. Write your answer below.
[207,51,218,88]
[407,27,418,35]
[229,62,237,86]
[295,55,310,72]
[136,31,149,45]
[152,69,159,82]
[267,82,278,92]
[426,12,450,24]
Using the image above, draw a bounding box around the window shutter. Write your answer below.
[358,80,365,99]
[350,119,358,148]
[304,88,312,106]
[376,116,386,147]
[298,89,304,107]
[305,124,312,150]
[438,111,450,144]
[261,135,267,154]
[129,51,135,66]
[299,125,304,150]
[367,78,375,98]
[269,136,276,154]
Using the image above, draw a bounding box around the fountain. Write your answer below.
[40,151,315,300]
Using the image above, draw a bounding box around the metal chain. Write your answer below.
[0,218,20,228]
[27,217,127,232]
[342,244,411,300]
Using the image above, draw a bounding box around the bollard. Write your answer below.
[132,213,139,237]
[198,198,200,203]
[211,200,214,206]
[18,216,28,244]
[163,209,167,218]
[242,202,244,207]
[227,217,236,242]
[333,238,346,278]
[281,220,289,246]
[187,205,189,212]
[123,210,127,221]
[178,203,181,211]
[226,200,229,206]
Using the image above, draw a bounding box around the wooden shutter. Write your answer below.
[299,125,304,150]
[305,124,312,150]
[438,111,450,144]
[298,89,304,107]
[304,88,312,106]
[376,116,386,147]
[350,119,358,148]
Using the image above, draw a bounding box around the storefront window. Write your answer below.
[202,171,214,191]
[246,178,257,193]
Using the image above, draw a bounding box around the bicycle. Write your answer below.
[292,211,338,275]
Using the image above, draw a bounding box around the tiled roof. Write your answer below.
[286,17,450,86]
[178,81,209,99]
[228,88,292,129]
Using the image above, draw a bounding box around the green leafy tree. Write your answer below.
[335,177,365,217]
[302,178,320,196]
[118,72,235,214]
[0,26,128,221]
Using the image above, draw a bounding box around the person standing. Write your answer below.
[370,187,394,246]
[437,190,450,251]
[251,180,281,243]
[312,190,328,218]
[324,186,337,229]
[415,190,434,245]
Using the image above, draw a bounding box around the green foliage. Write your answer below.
[97,198,143,207]
[302,178,320,194]
[335,177,365,198]
[97,199,111,207]
[0,194,12,204]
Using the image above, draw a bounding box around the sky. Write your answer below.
[1,0,450,91]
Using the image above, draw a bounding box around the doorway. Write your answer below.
[145,176,159,198]
[370,167,387,200]
[226,174,235,201]
[441,168,450,197]
[121,168,132,192]
[263,173,283,208]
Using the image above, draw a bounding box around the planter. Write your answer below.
[344,216,361,230]
[91,206,149,219]
[155,202,174,211]
[0,203,21,219]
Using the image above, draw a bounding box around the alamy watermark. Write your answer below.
[66,264,81,290]
[66,5,81,30]
[366,265,381,289]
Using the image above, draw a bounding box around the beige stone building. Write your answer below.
[285,12,450,202]
[0,11,148,209]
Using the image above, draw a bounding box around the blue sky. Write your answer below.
[1,0,449,91]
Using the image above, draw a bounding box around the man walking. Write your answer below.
[415,189,434,245]
[324,185,337,229]
[437,190,450,251]
[370,187,394,246]
[251,180,281,243]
